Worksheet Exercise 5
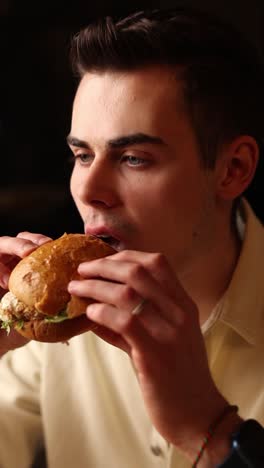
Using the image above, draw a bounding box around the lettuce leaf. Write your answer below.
[44,310,68,323]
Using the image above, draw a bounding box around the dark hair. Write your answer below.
[70,8,264,168]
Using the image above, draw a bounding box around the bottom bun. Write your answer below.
[14,315,96,343]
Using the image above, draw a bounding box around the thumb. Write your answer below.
[0,264,11,290]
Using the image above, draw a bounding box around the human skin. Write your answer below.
[0,233,52,354]
[67,65,258,464]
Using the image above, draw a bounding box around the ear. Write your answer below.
[215,136,259,200]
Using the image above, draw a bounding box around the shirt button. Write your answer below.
[150,444,163,456]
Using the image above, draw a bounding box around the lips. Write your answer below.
[84,226,123,251]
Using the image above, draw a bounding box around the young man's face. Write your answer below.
[69,66,219,277]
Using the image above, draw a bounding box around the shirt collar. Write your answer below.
[219,199,264,345]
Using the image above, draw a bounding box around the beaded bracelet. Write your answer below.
[192,404,239,467]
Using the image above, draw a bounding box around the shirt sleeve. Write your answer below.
[0,342,43,468]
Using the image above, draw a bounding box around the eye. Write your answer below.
[74,153,93,165]
[121,155,147,167]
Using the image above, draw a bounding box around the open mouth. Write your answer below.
[95,235,120,251]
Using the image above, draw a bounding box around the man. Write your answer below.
[0,8,264,468]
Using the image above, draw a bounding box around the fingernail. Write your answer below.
[22,242,37,253]
[68,281,77,292]
[87,305,96,318]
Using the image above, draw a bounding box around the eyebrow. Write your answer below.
[66,132,166,150]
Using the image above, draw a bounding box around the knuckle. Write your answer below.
[119,316,133,335]
[16,231,31,238]
[114,249,129,260]
[147,252,167,270]
[153,326,178,345]
[16,232,50,245]
[128,263,145,281]
[119,286,137,304]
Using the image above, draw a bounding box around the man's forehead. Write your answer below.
[71,66,188,145]
[74,66,185,107]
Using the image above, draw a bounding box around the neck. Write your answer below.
[179,209,242,326]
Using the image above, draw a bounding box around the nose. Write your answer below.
[71,156,119,208]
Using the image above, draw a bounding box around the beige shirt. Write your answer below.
[0,200,263,468]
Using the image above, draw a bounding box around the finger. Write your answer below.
[69,277,142,312]
[86,304,168,380]
[0,236,39,259]
[0,263,12,289]
[0,328,29,354]
[16,232,52,246]
[135,306,177,344]
[70,274,177,342]
[76,258,184,325]
[86,302,158,353]
[90,323,130,353]
[87,298,176,346]
[109,250,189,303]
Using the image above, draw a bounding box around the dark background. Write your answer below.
[1,0,263,238]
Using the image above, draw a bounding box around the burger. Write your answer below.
[0,233,115,343]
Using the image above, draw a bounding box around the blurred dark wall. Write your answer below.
[1,0,263,238]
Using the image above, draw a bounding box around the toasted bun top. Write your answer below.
[9,233,115,316]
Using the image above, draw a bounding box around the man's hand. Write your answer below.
[0,232,52,290]
[0,328,30,358]
[68,249,228,460]
[0,232,52,356]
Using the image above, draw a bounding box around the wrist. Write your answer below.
[174,395,229,460]
[198,411,243,468]
[174,397,240,467]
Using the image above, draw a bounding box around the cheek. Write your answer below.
[70,171,77,202]
[70,170,84,214]
[139,177,188,211]
[139,175,209,232]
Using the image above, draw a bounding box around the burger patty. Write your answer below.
[0,291,46,322]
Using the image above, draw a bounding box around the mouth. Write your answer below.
[85,226,124,251]
[94,234,121,251]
